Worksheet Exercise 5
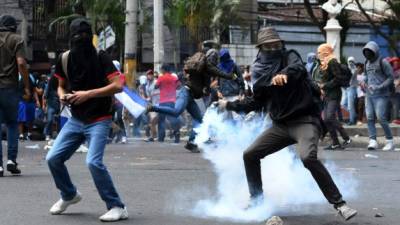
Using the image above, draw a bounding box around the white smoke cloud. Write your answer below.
[189,107,358,222]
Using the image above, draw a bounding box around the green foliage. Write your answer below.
[49,0,125,44]
[165,0,241,41]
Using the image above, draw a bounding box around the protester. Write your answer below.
[217,48,244,100]
[109,60,127,144]
[217,48,244,121]
[145,69,159,142]
[132,75,148,137]
[218,27,357,221]
[148,41,236,152]
[362,41,395,151]
[17,73,38,140]
[356,63,366,124]
[43,73,60,141]
[306,52,317,78]
[345,56,358,125]
[46,18,128,221]
[0,15,30,176]
[154,64,180,143]
[35,74,47,120]
[317,44,351,150]
[389,57,400,124]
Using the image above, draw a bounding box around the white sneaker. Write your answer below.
[99,207,128,222]
[367,139,378,150]
[337,204,357,220]
[45,135,51,141]
[76,145,88,153]
[50,192,82,215]
[382,139,395,151]
[121,136,127,144]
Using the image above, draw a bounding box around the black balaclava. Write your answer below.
[69,18,94,51]
[0,15,17,32]
[68,18,98,88]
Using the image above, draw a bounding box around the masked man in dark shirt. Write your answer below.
[46,18,127,222]
[0,15,30,176]
[218,27,357,221]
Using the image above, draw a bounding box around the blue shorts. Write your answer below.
[18,101,35,122]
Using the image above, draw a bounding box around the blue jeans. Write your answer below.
[153,88,203,142]
[157,102,180,142]
[133,114,147,137]
[46,118,124,209]
[345,86,357,124]
[44,105,59,136]
[365,96,393,140]
[0,88,19,164]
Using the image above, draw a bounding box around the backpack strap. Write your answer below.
[61,50,70,80]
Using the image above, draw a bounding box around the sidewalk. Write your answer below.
[320,123,400,149]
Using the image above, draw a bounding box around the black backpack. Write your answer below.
[338,64,352,88]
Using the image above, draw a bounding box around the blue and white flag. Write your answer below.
[114,86,147,118]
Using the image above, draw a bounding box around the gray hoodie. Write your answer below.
[363,41,394,97]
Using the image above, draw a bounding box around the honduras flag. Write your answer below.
[114,86,147,118]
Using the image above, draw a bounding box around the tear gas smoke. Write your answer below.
[189,107,357,222]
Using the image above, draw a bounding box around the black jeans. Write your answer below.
[243,118,345,206]
[323,99,350,145]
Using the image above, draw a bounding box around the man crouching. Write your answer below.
[46,18,127,222]
[218,27,357,220]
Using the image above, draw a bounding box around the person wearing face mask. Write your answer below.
[45,18,128,222]
[317,44,351,150]
[148,41,236,152]
[362,41,395,151]
[306,52,317,79]
[217,27,357,221]
[0,15,31,176]
[345,56,358,125]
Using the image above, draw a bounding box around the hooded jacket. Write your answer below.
[347,56,358,87]
[363,41,394,97]
[218,49,244,97]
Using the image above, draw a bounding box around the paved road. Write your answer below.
[0,139,399,225]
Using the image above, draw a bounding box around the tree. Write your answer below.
[165,0,241,43]
[354,0,400,56]
[49,0,125,48]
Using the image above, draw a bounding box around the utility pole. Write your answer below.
[153,0,164,72]
[124,0,138,89]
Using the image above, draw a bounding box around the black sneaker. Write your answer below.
[6,160,21,175]
[324,144,342,150]
[0,166,3,177]
[342,139,352,148]
[184,142,200,153]
[145,137,154,142]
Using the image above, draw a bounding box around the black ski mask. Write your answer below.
[68,18,99,89]
[69,18,93,50]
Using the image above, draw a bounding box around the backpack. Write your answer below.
[183,52,207,75]
[338,64,352,88]
[364,58,395,94]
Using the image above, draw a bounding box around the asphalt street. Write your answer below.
[0,139,399,225]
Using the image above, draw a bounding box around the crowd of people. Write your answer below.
[2,13,400,222]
